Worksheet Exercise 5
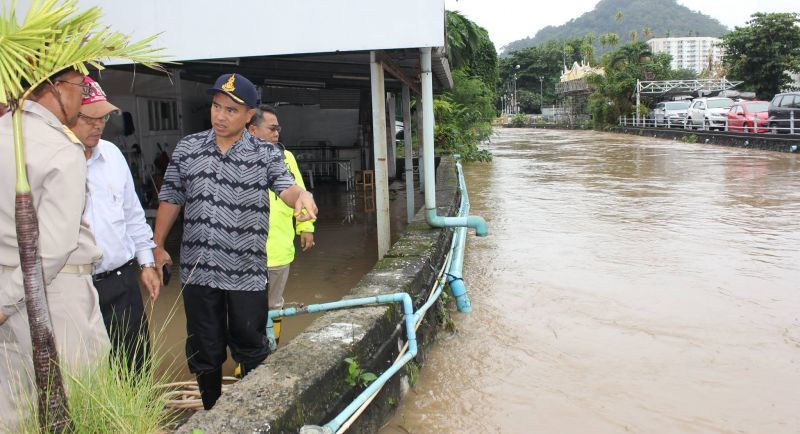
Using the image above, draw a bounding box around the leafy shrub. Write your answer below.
[510,113,528,127]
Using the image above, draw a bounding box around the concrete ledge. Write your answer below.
[177,157,460,434]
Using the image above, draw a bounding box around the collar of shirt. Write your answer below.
[86,142,108,166]
[22,100,82,145]
[204,128,260,156]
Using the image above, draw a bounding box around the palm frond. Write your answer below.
[0,0,170,106]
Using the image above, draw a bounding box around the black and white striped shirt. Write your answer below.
[159,129,295,291]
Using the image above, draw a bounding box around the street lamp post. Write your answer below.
[538,76,544,115]
[512,64,520,114]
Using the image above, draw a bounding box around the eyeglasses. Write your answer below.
[267,124,281,133]
[78,112,111,124]
[56,80,91,97]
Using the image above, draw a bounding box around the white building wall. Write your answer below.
[647,37,724,73]
[95,70,210,187]
[15,0,445,62]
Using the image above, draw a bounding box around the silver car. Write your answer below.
[685,97,734,131]
[651,101,690,127]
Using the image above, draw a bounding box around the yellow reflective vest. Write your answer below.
[267,149,314,267]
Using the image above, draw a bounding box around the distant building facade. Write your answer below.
[647,37,724,73]
[787,71,800,91]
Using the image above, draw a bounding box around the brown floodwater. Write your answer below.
[146,179,423,381]
[380,128,800,434]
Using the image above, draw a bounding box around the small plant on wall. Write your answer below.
[344,357,378,388]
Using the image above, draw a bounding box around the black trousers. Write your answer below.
[93,261,151,372]
[183,284,269,374]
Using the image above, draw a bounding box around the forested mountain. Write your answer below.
[502,0,728,54]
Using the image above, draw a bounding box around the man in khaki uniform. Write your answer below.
[0,69,110,430]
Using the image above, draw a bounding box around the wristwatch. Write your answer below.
[139,262,156,270]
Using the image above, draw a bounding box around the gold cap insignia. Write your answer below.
[221,74,236,92]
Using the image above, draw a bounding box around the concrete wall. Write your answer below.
[176,158,461,434]
[95,69,211,180]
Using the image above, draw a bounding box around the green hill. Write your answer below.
[502,0,729,54]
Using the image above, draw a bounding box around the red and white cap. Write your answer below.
[80,76,119,118]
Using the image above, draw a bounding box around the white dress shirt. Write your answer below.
[84,139,156,274]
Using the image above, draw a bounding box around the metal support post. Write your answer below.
[369,51,390,259]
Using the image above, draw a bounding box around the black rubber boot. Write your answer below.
[196,368,222,410]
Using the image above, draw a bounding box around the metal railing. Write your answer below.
[619,110,798,134]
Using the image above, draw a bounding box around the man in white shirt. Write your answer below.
[68,77,161,372]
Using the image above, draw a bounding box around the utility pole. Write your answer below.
[538,76,544,115]
[513,64,520,114]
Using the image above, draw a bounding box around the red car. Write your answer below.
[727,100,770,133]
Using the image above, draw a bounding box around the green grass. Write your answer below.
[17,350,178,433]
[17,295,187,434]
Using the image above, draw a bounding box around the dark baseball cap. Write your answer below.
[207,73,259,108]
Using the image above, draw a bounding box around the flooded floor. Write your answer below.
[381,129,800,434]
[146,180,423,380]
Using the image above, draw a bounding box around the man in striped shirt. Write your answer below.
[153,73,317,410]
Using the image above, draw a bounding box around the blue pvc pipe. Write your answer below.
[295,233,461,434]
[425,210,488,237]
[412,234,457,325]
[420,47,487,238]
[424,157,487,236]
[447,228,471,312]
[288,293,418,434]
[295,156,483,432]
[447,160,472,312]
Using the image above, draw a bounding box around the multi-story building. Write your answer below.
[647,37,724,73]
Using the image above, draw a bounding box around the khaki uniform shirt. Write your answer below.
[0,100,102,316]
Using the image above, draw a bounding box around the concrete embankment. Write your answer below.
[506,123,800,153]
[177,158,460,434]
[611,126,800,153]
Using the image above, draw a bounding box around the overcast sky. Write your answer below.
[445,0,799,51]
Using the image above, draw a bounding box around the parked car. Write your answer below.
[768,92,800,134]
[685,97,734,131]
[650,100,690,127]
[727,100,769,133]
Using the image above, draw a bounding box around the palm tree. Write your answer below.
[643,27,653,40]
[582,33,596,63]
[446,10,481,70]
[610,41,653,69]
[603,32,620,48]
[0,1,166,431]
